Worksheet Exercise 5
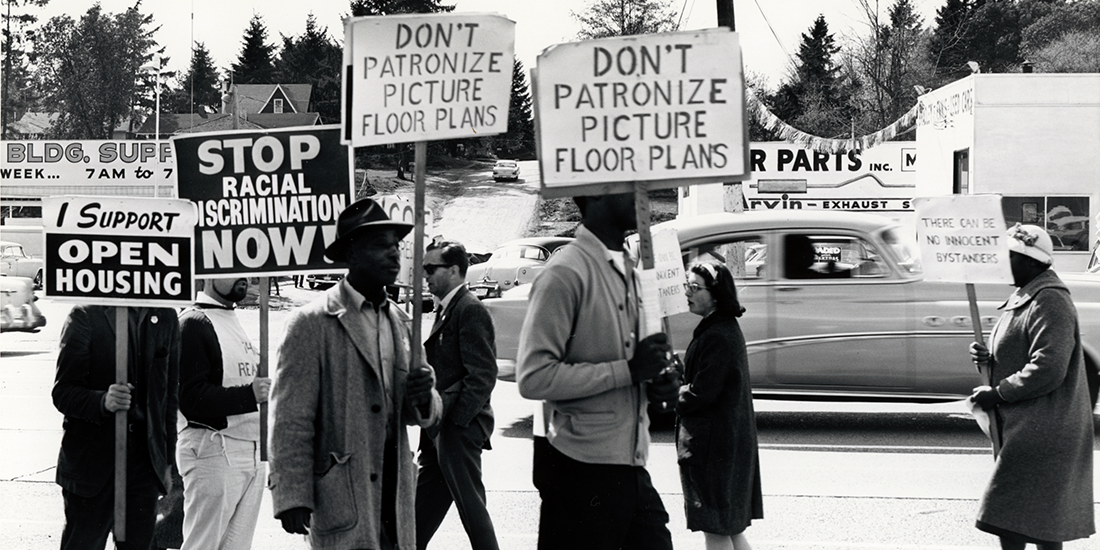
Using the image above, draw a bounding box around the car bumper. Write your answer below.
[1,302,46,332]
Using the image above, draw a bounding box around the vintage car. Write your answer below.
[1,241,43,289]
[485,210,1100,401]
[492,160,521,182]
[1,276,46,333]
[466,237,574,300]
[305,272,343,290]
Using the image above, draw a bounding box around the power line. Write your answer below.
[752,0,795,70]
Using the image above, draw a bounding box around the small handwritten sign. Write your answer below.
[638,227,687,335]
[913,195,1011,284]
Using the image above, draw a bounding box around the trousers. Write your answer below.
[177,427,264,550]
[415,418,499,550]
[532,436,673,550]
[60,439,160,550]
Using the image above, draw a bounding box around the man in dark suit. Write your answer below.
[52,305,180,550]
[416,239,500,550]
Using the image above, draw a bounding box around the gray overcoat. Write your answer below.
[269,282,441,550]
[980,269,1095,542]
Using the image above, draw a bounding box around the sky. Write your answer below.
[35,0,944,89]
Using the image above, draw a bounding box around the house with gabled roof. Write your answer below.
[134,83,320,139]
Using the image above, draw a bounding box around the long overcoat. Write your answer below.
[269,283,441,550]
[980,269,1094,542]
[676,311,763,535]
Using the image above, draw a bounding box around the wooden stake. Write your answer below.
[259,277,269,461]
[966,283,1001,455]
[114,306,128,542]
[411,142,427,370]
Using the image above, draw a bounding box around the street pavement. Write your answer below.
[3,162,1098,548]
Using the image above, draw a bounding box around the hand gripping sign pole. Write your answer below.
[259,277,269,461]
[913,195,1011,455]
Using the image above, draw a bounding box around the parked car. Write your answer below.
[466,237,574,299]
[388,283,434,312]
[1,241,43,289]
[484,210,1100,399]
[305,272,343,290]
[492,160,521,182]
[1,276,46,333]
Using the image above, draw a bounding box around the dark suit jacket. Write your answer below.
[425,287,496,441]
[52,305,180,497]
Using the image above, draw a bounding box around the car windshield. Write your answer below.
[880,227,922,275]
[1,245,28,259]
[493,245,547,261]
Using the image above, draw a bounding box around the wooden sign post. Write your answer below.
[113,306,128,541]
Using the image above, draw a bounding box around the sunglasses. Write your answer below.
[424,263,451,273]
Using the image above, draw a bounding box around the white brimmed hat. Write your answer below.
[1006,223,1054,265]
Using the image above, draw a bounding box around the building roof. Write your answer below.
[7,112,59,135]
[235,84,312,115]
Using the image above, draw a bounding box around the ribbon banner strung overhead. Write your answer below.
[745,88,919,153]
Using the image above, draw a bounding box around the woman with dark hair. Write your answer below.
[677,262,763,550]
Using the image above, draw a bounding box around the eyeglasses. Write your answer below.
[684,282,706,294]
[424,263,450,274]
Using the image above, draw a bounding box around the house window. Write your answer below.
[274,99,283,114]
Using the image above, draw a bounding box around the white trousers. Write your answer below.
[177,426,265,550]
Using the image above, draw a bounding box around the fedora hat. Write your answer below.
[324,198,413,262]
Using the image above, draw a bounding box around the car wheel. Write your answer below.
[33,270,43,290]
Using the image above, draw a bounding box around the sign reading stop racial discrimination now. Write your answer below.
[43,196,197,307]
[343,13,515,146]
[913,195,1012,284]
[534,28,750,198]
[172,126,354,278]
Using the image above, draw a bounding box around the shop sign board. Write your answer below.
[1,140,176,197]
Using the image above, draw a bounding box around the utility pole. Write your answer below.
[3,0,12,140]
[717,0,747,276]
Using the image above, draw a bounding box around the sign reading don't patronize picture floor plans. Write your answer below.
[42,196,196,307]
[534,28,750,197]
[343,13,515,146]
[172,125,353,277]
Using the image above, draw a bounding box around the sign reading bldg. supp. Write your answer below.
[172,126,353,277]
[534,28,749,197]
[343,13,515,146]
[43,196,196,307]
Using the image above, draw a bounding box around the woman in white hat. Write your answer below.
[968,223,1095,549]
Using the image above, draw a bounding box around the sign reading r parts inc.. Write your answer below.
[43,196,196,307]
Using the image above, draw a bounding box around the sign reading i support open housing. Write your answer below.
[42,196,196,307]
[343,13,516,146]
[534,28,750,198]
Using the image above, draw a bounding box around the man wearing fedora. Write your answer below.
[269,197,442,550]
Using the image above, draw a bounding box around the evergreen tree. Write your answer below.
[853,0,932,129]
[572,0,679,39]
[35,3,161,138]
[498,57,535,158]
[928,0,979,84]
[231,14,277,84]
[166,41,221,114]
[276,14,342,123]
[349,0,454,16]
[768,15,852,138]
[2,0,50,138]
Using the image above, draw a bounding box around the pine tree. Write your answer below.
[276,14,342,123]
[166,42,221,114]
[500,57,535,158]
[928,0,979,84]
[231,14,277,84]
[349,0,454,16]
[768,15,851,137]
[572,0,679,39]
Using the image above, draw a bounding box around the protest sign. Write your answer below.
[913,195,1012,284]
[172,125,353,277]
[376,194,434,290]
[2,140,176,198]
[534,28,750,198]
[343,13,515,146]
[638,227,689,335]
[42,196,196,307]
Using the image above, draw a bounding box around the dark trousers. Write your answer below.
[416,419,498,550]
[532,436,673,550]
[60,445,160,550]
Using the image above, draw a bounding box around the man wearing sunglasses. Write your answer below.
[415,239,500,550]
